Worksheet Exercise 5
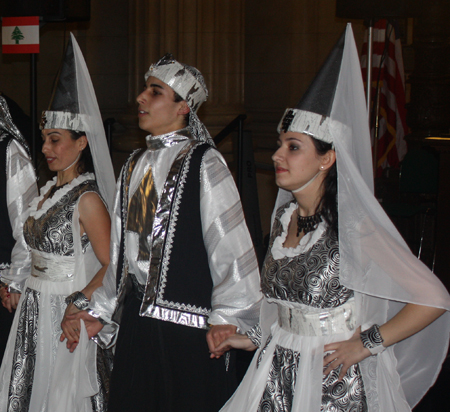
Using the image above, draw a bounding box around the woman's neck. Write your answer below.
[293,180,324,217]
[56,168,79,187]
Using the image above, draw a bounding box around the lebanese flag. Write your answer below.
[2,16,39,54]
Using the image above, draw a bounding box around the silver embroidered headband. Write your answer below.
[145,53,208,114]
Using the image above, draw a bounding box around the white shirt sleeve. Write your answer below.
[1,139,38,291]
[88,169,122,321]
[200,148,262,332]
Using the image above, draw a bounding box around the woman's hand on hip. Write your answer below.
[323,327,371,381]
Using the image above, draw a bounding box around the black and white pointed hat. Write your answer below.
[40,34,115,209]
[41,37,88,132]
[277,32,345,144]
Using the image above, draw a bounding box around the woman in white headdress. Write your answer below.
[0,34,116,412]
[216,24,450,412]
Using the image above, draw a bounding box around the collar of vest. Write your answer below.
[145,128,192,150]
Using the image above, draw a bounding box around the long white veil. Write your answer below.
[272,24,450,408]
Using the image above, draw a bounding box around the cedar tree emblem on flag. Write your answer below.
[11,27,25,44]
[2,17,40,54]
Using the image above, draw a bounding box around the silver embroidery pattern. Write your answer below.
[24,181,97,255]
[257,344,301,412]
[141,141,212,328]
[157,144,210,317]
[257,334,273,368]
[203,201,245,254]
[256,201,367,411]
[262,202,353,309]
[157,144,195,304]
[8,288,40,412]
[236,248,259,281]
[91,347,114,412]
[246,323,262,347]
[203,155,229,190]
[322,363,367,411]
[10,181,108,409]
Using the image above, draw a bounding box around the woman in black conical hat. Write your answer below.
[0,34,115,412]
[216,24,450,412]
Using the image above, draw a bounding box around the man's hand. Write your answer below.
[206,324,237,359]
[60,303,82,350]
[214,333,257,355]
[1,288,20,312]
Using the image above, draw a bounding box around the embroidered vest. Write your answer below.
[114,142,213,329]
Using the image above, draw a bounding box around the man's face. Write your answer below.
[136,76,186,135]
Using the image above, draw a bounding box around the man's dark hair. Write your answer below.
[173,91,190,126]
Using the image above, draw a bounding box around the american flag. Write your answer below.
[361,19,408,177]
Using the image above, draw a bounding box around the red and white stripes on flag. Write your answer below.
[2,16,39,54]
[361,19,408,176]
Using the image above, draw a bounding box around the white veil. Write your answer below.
[70,33,115,209]
[273,23,450,408]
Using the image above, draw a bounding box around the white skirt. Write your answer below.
[221,299,364,412]
[0,251,98,412]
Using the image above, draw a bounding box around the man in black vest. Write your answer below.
[67,54,262,411]
[0,95,38,362]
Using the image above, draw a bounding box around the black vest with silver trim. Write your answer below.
[114,141,213,330]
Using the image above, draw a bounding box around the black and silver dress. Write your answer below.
[221,201,367,412]
[0,173,111,412]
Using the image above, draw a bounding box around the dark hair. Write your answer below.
[311,136,338,236]
[173,91,190,126]
[68,130,95,175]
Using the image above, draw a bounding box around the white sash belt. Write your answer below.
[278,298,356,336]
[31,251,75,282]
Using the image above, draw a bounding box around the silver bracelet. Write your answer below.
[65,291,89,310]
[360,324,385,355]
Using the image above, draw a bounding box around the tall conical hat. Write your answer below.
[40,34,115,209]
[277,32,345,144]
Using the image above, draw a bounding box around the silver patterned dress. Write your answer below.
[221,201,367,412]
[0,174,112,412]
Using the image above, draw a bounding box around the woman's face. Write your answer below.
[41,129,86,173]
[272,131,327,192]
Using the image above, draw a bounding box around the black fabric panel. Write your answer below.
[161,143,213,310]
[108,287,237,412]
[0,304,14,363]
